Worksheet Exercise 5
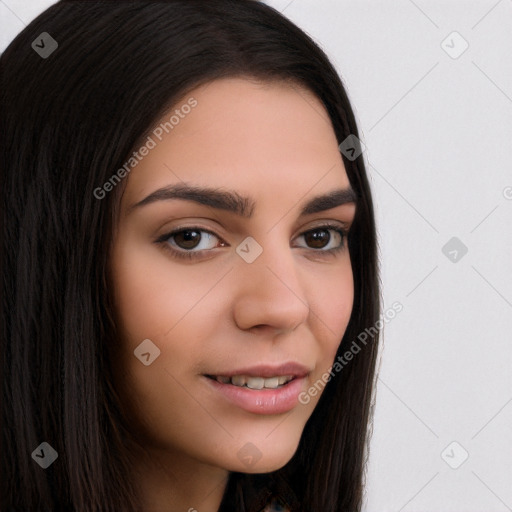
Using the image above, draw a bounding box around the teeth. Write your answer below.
[263,377,279,389]
[214,375,294,389]
[246,377,264,389]
[277,376,289,385]
[231,375,246,387]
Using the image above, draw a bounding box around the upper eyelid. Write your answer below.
[160,220,350,239]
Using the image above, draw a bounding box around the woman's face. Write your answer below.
[109,77,356,474]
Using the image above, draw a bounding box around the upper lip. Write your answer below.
[205,362,311,379]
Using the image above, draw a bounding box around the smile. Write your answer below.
[207,375,294,389]
[203,374,308,415]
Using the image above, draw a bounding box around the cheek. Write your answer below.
[110,236,220,343]
[108,239,218,446]
[303,260,354,407]
[308,260,354,355]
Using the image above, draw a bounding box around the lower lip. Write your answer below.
[203,375,307,415]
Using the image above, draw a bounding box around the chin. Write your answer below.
[237,456,292,474]
[223,435,301,474]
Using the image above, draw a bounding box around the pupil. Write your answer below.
[177,229,200,249]
[306,229,329,248]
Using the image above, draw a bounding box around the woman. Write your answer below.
[0,1,381,511]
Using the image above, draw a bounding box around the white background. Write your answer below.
[2,1,511,511]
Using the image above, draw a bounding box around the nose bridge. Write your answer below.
[231,233,310,331]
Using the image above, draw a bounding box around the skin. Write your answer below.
[109,77,356,512]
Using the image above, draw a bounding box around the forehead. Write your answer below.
[121,77,350,210]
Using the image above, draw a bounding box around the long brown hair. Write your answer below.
[0,1,380,510]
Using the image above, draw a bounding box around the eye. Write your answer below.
[155,227,224,260]
[294,224,348,252]
[155,223,349,261]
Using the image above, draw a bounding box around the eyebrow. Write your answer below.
[127,183,357,217]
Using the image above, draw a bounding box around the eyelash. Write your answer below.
[154,223,350,262]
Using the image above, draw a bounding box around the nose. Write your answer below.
[230,237,310,335]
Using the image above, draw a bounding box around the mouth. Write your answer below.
[204,374,296,389]
[203,374,308,415]
[202,361,310,390]
[201,363,311,415]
